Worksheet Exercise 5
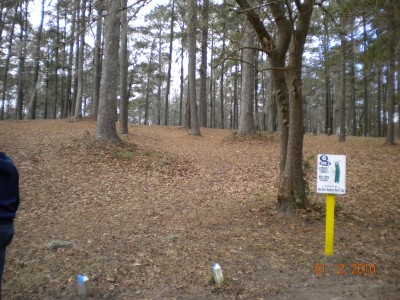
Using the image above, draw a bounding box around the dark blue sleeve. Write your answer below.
[0,152,20,220]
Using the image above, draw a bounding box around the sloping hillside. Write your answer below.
[0,120,399,299]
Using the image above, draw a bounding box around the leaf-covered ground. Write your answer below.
[0,120,399,299]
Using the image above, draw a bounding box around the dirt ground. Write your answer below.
[0,119,399,300]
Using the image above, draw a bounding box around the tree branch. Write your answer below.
[294,0,302,11]
[257,66,287,73]
[235,0,274,53]
[231,1,280,14]
[285,0,295,30]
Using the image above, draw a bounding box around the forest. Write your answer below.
[0,0,399,137]
[1,0,399,211]
[1,0,400,298]
[0,119,399,299]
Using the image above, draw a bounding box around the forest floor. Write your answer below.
[0,119,399,300]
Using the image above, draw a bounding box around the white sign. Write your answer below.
[317,154,346,194]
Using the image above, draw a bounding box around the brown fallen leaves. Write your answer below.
[0,119,399,299]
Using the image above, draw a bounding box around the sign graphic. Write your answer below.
[317,154,346,195]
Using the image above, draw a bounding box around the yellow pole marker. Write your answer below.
[325,194,335,256]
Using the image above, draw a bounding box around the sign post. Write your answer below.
[317,154,346,257]
[324,194,335,256]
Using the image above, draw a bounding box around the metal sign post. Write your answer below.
[317,154,346,257]
[325,194,335,256]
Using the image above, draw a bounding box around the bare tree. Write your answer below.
[51,1,61,119]
[91,1,103,119]
[236,0,314,211]
[25,0,45,120]
[238,8,256,135]
[385,0,395,145]
[1,4,17,120]
[362,14,369,137]
[322,13,332,135]
[119,0,129,134]
[95,0,121,143]
[187,0,201,136]
[338,0,346,142]
[199,0,209,127]
[74,0,87,118]
[15,1,29,120]
[164,0,176,126]
[144,40,156,125]
[63,0,78,118]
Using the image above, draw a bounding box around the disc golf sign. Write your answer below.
[317,154,346,195]
[317,154,346,257]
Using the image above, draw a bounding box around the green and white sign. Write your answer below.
[317,154,346,195]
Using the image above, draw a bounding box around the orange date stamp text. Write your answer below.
[313,263,377,276]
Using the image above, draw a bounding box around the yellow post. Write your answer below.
[325,194,335,256]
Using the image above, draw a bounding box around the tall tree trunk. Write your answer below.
[362,14,369,137]
[71,1,81,117]
[279,2,313,210]
[385,0,395,145]
[199,0,209,127]
[270,18,291,179]
[233,63,239,130]
[350,19,357,136]
[44,50,51,119]
[156,27,162,126]
[144,41,156,125]
[16,1,29,120]
[187,0,200,136]
[95,0,121,143]
[267,70,277,132]
[382,75,387,137]
[220,5,226,129]
[26,0,45,120]
[338,37,346,142]
[322,15,332,135]
[262,71,268,131]
[230,84,234,129]
[1,4,17,120]
[338,1,346,142]
[185,88,191,129]
[63,0,78,118]
[0,2,4,45]
[91,2,103,119]
[164,0,175,126]
[377,67,382,137]
[219,49,226,127]
[52,2,61,119]
[179,24,184,126]
[398,62,400,139]
[119,0,129,134]
[254,52,259,130]
[60,20,66,118]
[0,3,9,97]
[238,14,256,135]
[386,59,395,145]
[219,66,225,128]
[74,0,87,119]
[210,28,216,128]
